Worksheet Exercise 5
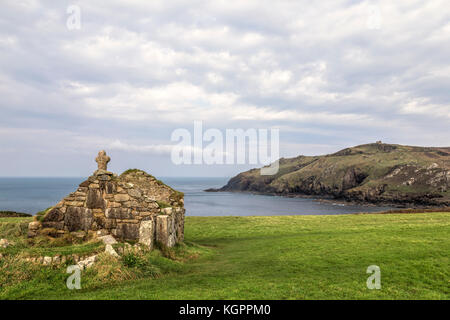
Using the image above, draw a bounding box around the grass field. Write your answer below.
[0,213,449,299]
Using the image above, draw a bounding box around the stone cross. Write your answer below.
[95,150,111,171]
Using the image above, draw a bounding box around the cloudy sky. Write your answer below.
[0,0,449,177]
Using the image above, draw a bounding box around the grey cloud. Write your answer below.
[0,0,449,176]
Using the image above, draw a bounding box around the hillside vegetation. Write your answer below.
[212,143,450,206]
[0,211,32,218]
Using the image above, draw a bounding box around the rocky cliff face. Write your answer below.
[29,169,185,249]
[211,143,450,207]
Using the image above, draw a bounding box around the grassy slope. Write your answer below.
[282,144,448,195]
[1,213,448,300]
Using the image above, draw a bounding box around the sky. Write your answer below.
[0,0,449,177]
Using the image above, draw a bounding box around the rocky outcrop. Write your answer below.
[210,143,450,207]
[29,152,185,249]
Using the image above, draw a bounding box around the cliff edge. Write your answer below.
[209,143,450,206]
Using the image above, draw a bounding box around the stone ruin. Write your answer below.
[28,151,185,249]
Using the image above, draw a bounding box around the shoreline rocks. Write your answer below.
[211,143,450,207]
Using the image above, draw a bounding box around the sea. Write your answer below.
[0,177,393,216]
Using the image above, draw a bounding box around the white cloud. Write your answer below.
[400,98,450,119]
[107,140,174,155]
[0,0,449,176]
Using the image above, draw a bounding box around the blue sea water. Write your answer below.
[0,177,393,216]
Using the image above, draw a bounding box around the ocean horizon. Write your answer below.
[0,177,393,216]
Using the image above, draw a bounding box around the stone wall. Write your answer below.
[29,169,185,248]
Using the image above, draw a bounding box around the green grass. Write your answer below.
[35,208,51,222]
[0,217,32,239]
[156,200,171,209]
[0,213,449,299]
[0,211,32,218]
[0,217,32,224]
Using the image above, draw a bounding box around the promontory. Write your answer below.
[208,142,450,207]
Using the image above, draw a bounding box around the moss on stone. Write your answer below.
[121,169,171,188]
[171,190,185,203]
[156,201,171,209]
[35,207,52,222]
[121,169,143,176]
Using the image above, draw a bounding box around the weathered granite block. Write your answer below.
[175,208,185,242]
[113,223,139,240]
[105,208,133,219]
[64,207,93,232]
[104,218,117,229]
[86,189,104,209]
[156,215,176,247]
[42,208,64,222]
[139,219,155,249]
[41,221,65,229]
[93,214,106,229]
[114,194,130,202]
[105,182,116,194]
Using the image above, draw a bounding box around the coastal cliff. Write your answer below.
[208,143,450,207]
